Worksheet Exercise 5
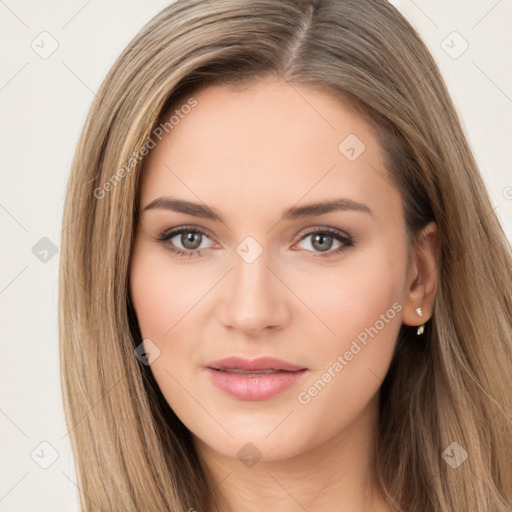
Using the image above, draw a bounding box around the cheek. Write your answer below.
[292,244,406,383]
[129,247,202,405]
[130,264,171,339]
[130,246,209,339]
[292,243,407,428]
[291,247,407,354]
[129,243,221,392]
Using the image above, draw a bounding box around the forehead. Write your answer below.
[139,79,401,224]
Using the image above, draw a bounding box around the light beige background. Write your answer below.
[0,1,510,510]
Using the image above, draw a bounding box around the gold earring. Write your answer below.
[415,306,425,335]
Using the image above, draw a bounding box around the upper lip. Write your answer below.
[206,356,306,372]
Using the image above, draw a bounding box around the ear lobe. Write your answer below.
[401,221,440,327]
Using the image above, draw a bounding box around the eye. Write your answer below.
[154,225,354,259]
[294,227,353,258]
[154,226,216,258]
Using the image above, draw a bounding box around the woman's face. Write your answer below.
[130,78,418,462]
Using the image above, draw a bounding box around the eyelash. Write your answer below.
[154,225,354,259]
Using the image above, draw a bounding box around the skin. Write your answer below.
[129,77,439,512]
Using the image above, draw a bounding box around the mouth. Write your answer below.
[204,356,308,401]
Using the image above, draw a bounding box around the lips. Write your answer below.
[205,356,308,400]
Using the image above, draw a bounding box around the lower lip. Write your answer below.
[205,368,308,401]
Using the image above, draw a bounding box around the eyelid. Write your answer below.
[294,225,352,242]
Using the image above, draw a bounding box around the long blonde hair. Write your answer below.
[59,0,512,510]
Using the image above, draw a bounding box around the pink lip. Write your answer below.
[205,356,308,401]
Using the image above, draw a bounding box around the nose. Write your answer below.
[217,249,292,336]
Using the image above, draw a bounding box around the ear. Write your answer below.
[402,221,440,327]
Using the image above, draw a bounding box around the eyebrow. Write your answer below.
[143,196,373,221]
